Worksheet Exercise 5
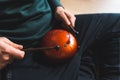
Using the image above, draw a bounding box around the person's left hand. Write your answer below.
[55,6,76,28]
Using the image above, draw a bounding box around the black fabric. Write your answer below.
[75,13,120,80]
[2,13,120,80]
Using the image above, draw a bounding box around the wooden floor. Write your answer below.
[61,0,120,14]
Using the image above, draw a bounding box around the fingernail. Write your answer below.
[19,51,25,59]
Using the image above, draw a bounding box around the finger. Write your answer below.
[64,11,76,27]
[58,11,71,26]
[1,43,25,59]
[0,40,25,59]
[3,37,23,49]
[2,53,10,61]
[0,52,14,65]
[5,46,25,59]
[0,52,12,62]
[69,15,76,27]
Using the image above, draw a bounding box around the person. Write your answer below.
[0,1,120,80]
[0,0,76,80]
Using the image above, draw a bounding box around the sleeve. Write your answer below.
[48,0,63,11]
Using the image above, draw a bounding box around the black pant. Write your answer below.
[75,14,120,80]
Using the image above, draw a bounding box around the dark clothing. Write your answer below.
[75,14,120,80]
[0,0,61,48]
[0,1,120,80]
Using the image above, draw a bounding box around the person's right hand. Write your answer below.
[0,37,25,70]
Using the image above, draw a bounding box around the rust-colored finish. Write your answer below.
[41,29,78,62]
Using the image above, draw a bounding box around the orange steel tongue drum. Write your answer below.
[40,29,78,61]
[23,27,78,62]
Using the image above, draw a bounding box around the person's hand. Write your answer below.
[55,6,76,28]
[0,37,25,70]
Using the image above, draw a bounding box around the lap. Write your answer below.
[75,13,120,80]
